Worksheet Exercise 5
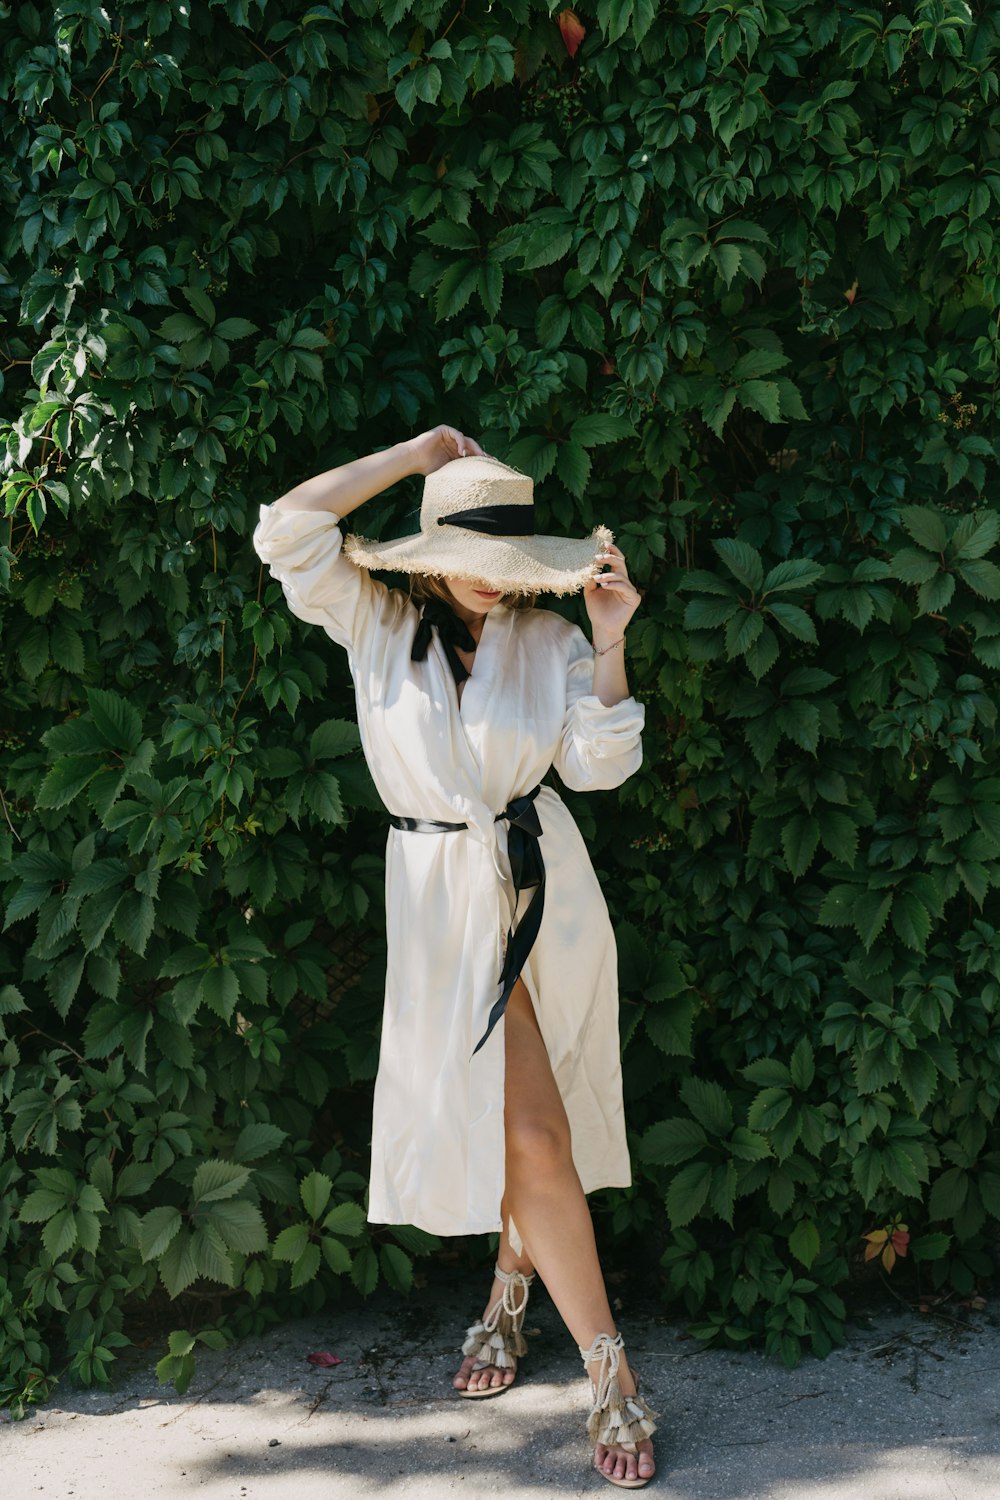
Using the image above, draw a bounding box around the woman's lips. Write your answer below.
[474,589,501,598]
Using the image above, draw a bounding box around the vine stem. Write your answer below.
[233,563,265,715]
[876,1269,975,1331]
[0,784,21,840]
[87,21,126,106]
[20,1028,85,1064]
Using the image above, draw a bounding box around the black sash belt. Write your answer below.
[388,785,545,1057]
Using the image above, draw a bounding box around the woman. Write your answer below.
[253,424,657,1489]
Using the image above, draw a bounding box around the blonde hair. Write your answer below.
[408,574,538,612]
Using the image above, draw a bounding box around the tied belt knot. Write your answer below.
[388,786,545,1058]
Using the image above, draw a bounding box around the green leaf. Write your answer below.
[204,1199,268,1253]
[191,1160,251,1204]
[521,226,573,270]
[728,1126,770,1162]
[201,967,239,1021]
[87,687,142,753]
[555,441,591,498]
[272,1224,310,1262]
[767,602,817,644]
[788,1219,820,1268]
[140,1206,183,1261]
[916,572,955,614]
[644,993,698,1057]
[951,510,1000,561]
[761,559,825,594]
[731,349,790,381]
[898,1050,938,1114]
[351,1244,379,1295]
[818,809,858,866]
[928,1166,968,1220]
[702,385,736,437]
[899,505,947,551]
[304,770,344,825]
[742,1058,792,1087]
[789,1037,815,1090]
[569,413,635,447]
[737,379,781,422]
[679,1076,733,1135]
[640,1116,709,1165]
[322,1236,352,1274]
[232,1123,287,1162]
[310,719,361,760]
[666,1160,712,1228]
[36,755,102,809]
[725,609,763,658]
[747,1087,794,1133]
[379,1243,413,1293]
[43,1207,78,1259]
[683,596,738,630]
[323,1201,367,1236]
[853,890,893,949]
[910,1231,951,1262]
[537,295,570,348]
[956,559,1000,600]
[712,539,763,591]
[300,1170,333,1220]
[892,891,931,951]
[782,814,820,878]
[0,983,29,1016]
[891,547,939,584]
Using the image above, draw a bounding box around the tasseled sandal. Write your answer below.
[578,1330,658,1489]
[457,1263,535,1399]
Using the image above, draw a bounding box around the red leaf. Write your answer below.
[306,1351,343,1367]
[558,8,586,59]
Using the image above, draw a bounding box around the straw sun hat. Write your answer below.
[342,454,613,597]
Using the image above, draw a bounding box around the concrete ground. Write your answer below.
[2,1264,997,1500]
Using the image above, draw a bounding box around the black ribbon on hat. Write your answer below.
[387,785,546,1058]
[436,503,534,536]
[410,597,478,685]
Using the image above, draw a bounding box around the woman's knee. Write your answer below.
[505,1110,572,1173]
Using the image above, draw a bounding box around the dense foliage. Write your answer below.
[2,0,999,1407]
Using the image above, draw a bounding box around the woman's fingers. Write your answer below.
[593,549,630,580]
[441,426,485,459]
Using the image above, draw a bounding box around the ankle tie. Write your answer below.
[578,1330,658,1449]
[461,1264,536,1371]
[579,1330,624,1403]
[490,1265,534,1327]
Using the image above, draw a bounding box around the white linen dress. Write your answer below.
[252,503,646,1241]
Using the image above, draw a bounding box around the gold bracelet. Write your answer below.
[592,636,625,656]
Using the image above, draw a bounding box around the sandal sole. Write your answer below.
[457,1381,517,1398]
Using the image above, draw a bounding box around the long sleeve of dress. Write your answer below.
[552,626,645,792]
[251,502,393,653]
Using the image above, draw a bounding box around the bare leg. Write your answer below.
[501,978,655,1485]
[452,1192,536,1393]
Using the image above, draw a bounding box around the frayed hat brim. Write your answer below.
[342,525,614,597]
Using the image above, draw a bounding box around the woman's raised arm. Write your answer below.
[272,425,486,518]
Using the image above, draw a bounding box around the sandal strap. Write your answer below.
[461,1264,535,1368]
[490,1264,534,1326]
[578,1331,658,1449]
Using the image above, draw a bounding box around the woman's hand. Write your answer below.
[583,542,641,644]
[410,425,486,476]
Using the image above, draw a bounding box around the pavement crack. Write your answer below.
[774,1390,829,1407]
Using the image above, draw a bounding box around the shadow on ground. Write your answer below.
[3,1263,997,1499]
